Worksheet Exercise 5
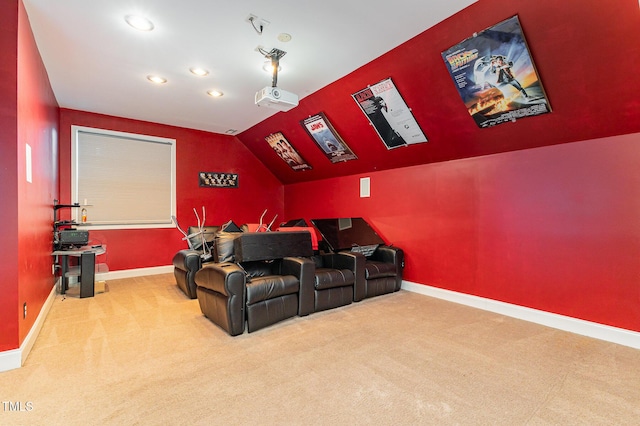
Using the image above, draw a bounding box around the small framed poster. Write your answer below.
[352,77,427,149]
[265,132,312,171]
[301,112,357,163]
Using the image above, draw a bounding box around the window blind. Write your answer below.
[71,126,176,229]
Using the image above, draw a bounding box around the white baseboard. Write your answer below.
[0,349,20,373]
[0,283,57,373]
[402,281,640,350]
[102,265,173,280]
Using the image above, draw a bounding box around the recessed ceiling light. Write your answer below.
[225,129,237,134]
[207,90,223,98]
[125,15,155,31]
[189,67,209,77]
[147,75,167,84]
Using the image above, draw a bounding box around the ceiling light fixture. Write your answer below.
[147,75,167,84]
[262,60,282,74]
[207,90,223,98]
[125,15,155,31]
[256,47,287,87]
[190,67,209,77]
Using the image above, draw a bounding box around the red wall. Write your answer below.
[58,109,284,271]
[0,0,20,352]
[17,0,60,345]
[0,0,59,352]
[284,132,640,332]
[235,0,640,334]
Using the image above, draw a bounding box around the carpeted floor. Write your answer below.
[2,274,639,425]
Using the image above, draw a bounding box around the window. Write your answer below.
[71,126,176,229]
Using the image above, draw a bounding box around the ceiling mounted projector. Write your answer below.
[255,86,299,111]
[255,47,298,112]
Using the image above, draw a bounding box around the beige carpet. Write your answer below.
[2,274,639,425]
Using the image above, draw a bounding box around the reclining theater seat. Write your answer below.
[277,225,363,312]
[309,217,405,302]
[195,231,315,336]
[172,226,219,299]
[354,246,404,302]
[311,252,363,312]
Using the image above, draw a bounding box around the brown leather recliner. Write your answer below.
[195,231,315,335]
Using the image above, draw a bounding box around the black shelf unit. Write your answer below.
[53,200,88,250]
[52,200,107,297]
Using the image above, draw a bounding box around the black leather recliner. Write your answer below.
[309,217,404,302]
[195,231,315,335]
[277,224,363,313]
[354,245,404,301]
[309,252,363,312]
[172,225,219,299]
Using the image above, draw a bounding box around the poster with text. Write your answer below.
[265,132,312,171]
[301,113,357,163]
[441,15,551,128]
[352,77,427,149]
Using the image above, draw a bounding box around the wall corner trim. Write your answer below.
[402,281,640,350]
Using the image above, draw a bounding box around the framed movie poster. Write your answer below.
[441,15,551,128]
[265,132,312,171]
[301,113,357,163]
[352,77,427,149]
[199,172,238,188]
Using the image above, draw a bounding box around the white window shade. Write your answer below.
[71,126,176,229]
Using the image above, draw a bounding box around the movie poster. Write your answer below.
[441,15,551,128]
[265,132,312,171]
[301,113,357,163]
[352,77,427,149]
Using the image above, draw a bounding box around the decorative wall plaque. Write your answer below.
[199,172,238,188]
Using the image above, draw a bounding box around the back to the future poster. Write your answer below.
[441,15,551,128]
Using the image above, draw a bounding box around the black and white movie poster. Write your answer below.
[199,172,238,188]
[265,132,312,171]
[352,77,427,149]
[301,113,357,163]
[441,15,551,128]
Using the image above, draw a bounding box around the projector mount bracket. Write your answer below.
[257,47,287,87]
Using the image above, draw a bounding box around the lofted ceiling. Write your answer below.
[235,0,640,184]
[23,0,477,135]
